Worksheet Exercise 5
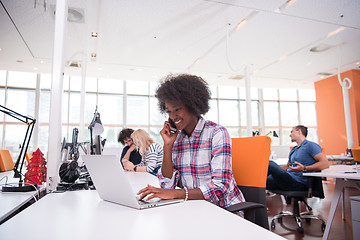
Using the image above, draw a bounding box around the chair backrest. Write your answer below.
[26,152,33,164]
[307,175,325,199]
[231,136,271,229]
[232,136,271,188]
[0,150,15,172]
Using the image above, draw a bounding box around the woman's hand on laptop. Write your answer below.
[138,184,175,201]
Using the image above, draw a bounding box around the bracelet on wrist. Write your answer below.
[303,165,307,171]
[134,165,138,172]
[183,186,188,201]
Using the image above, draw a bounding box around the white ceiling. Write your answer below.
[0,0,360,89]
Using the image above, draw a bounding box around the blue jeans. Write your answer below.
[266,160,307,191]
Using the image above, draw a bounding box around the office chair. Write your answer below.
[226,136,271,229]
[0,150,15,172]
[270,176,326,234]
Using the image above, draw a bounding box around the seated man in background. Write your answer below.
[118,128,141,166]
[267,125,329,191]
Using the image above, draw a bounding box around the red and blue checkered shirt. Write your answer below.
[158,117,245,208]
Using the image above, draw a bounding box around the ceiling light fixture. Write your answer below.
[91,53,97,58]
[356,61,360,65]
[187,58,201,70]
[310,43,332,53]
[0,48,2,51]
[327,27,346,38]
[236,11,258,31]
[278,55,287,61]
[91,32,98,38]
[317,72,333,76]
[278,0,298,12]
[67,8,84,22]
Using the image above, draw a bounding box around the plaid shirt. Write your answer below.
[158,117,245,208]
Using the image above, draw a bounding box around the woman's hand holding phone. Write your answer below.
[160,118,178,146]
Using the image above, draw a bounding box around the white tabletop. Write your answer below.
[303,165,360,180]
[272,157,288,166]
[0,171,44,223]
[0,172,285,240]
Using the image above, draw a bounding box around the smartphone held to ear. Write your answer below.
[168,118,177,133]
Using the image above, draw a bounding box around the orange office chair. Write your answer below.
[26,152,33,164]
[227,136,271,229]
[0,150,15,172]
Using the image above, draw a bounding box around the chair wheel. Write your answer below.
[305,218,311,223]
[271,220,276,229]
[321,223,326,232]
[298,227,304,234]
[277,217,282,223]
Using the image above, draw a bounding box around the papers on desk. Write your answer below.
[336,166,359,174]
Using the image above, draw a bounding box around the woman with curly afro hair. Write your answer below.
[138,74,245,209]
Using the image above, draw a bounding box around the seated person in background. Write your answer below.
[122,129,163,176]
[137,74,245,209]
[267,125,329,191]
[118,128,142,166]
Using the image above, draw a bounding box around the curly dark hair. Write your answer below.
[118,128,135,145]
[155,74,211,116]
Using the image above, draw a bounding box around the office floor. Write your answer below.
[266,179,359,240]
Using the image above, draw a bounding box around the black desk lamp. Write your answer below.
[267,131,279,138]
[88,106,104,155]
[0,105,36,192]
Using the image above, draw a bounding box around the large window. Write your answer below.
[263,88,317,145]
[0,70,318,156]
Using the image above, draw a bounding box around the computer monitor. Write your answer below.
[93,135,103,155]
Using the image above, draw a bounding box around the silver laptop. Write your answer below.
[82,154,183,209]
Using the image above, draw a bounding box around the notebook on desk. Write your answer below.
[82,155,183,209]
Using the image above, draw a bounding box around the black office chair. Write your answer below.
[270,176,326,234]
[226,186,269,229]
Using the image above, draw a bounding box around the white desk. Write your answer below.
[0,172,285,240]
[0,171,43,224]
[272,157,288,166]
[303,165,360,240]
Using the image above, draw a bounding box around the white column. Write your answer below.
[245,65,252,136]
[338,74,353,149]
[79,53,86,142]
[46,0,68,193]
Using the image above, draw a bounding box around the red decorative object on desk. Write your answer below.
[25,148,47,185]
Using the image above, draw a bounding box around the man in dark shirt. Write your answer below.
[118,128,141,166]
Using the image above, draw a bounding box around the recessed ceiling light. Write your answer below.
[91,32,98,38]
[33,67,38,70]
[91,53,97,58]
[278,55,287,61]
[317,72,333,76]
[0,48,2,51]
[310,43,332,52]
[356,61,360,65]
[229,75,244,80]
[278,0,298,12]
[68,8,84,22]
[327,27,346,38]
[40,60,46,64]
